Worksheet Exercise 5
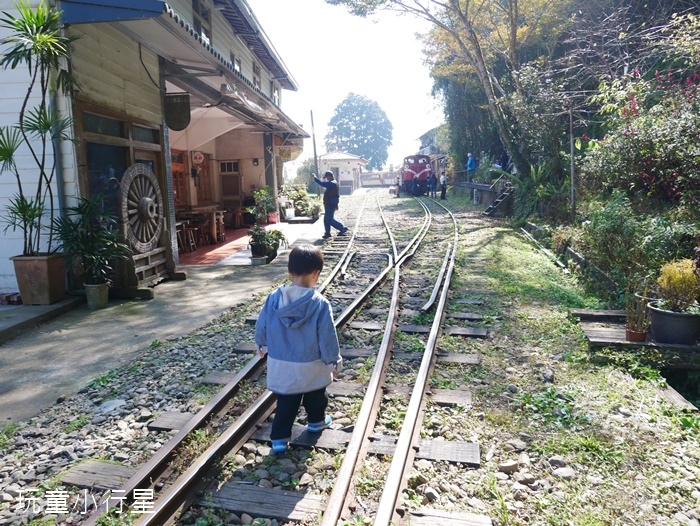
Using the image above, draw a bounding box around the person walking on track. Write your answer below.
[314,171,349,239]
[255,245,342,453]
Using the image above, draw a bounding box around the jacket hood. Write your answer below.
[274,287,316,329]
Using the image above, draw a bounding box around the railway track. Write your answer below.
[75,192,496,526]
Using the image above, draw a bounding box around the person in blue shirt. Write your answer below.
[466,152,478,181]
[255,244,342,453]
[313,171,349,239]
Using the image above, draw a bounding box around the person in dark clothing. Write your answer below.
[411,174,420,197]
[429,173,438,198]
[313,171,348,239]
[499,151,509,173]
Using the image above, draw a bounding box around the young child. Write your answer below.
[255,244,342,453]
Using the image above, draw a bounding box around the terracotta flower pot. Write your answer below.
[625,326,647,342]
[10,253,66,305]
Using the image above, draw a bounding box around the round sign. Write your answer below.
[192,151,204,165]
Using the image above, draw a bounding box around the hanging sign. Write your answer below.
[164,92,191,131]
[192,151,205,165]
[275,146,292,161]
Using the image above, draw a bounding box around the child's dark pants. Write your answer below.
[271,387,328,440]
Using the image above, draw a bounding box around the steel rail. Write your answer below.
[334,192,431,327]
[395,197,432,264]
[320,198,434,525]
[376,195,398,263]
[82,355,267,526]
[118,194,404,526]
[374,201,459,526]
[340,250,357,279]
[318,193,370,293]
[421,243,452,312]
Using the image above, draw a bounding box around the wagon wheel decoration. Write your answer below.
[120,163,164,254]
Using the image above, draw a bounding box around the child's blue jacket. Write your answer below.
[255,285,341,395]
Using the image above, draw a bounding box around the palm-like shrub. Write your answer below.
[0,1,78,255]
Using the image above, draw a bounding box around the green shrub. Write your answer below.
[656,259,700,312]
[578,191,645,280]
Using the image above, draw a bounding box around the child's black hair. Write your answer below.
[288,244,324,276]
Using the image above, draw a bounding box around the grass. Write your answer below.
[63,414,90,434]
[513,387,591,429]
[172,429,215,471]
[190,383,220,406]
[0,421,19,451]
[533,433,625,466]
[485,232,603,309]
[87,370,117,389]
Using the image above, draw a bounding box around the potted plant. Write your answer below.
[0,2,78,304]
[648,259,700,345]
[265,228,288,262]
[309,200,322,221]
[625,280,650,342]
[247,224,287,264]
[52,195,131,309]
[247,186,277,224]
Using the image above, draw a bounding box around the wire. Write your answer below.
[139,43,163,92]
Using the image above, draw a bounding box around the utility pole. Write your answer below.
[310,110,320,196]
[569,106,576,221]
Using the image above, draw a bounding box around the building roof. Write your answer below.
[320,151,368,163]
[212,0,298,91]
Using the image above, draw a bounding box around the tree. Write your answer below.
[325,93,393,171]
[292,158,317,194]
[326,0,574,176]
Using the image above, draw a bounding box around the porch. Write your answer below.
[175,219,321,266]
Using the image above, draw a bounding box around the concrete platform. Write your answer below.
[0,220,327,424]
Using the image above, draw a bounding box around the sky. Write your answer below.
[245,0,444,176]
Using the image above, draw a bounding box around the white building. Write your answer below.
[0,0,308,293]
[318,152,368,195]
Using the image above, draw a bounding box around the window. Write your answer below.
[270,82,280,105]
[172,150,188,208]
[230,53,241,73]
[253,62,261,90]
[133,125,159,144]
[192,0,211,45]
[86,143,128,214]
[79,105,162,215]
[220,161,239,173]
[83,113,124,138]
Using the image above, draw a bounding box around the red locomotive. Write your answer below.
[401,154,432,195]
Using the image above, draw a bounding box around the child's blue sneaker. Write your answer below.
[271,439,288,453]
[307,415,332,433]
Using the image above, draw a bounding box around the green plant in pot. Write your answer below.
[309,200,322,220]
[648,259,700,345]
[247,186,277,224]
[248,224,287,263]
[52,195,131,310]
[0,2,78,305]
[624,280,650,342]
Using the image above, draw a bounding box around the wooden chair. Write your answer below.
[232,209,243,229]
[184,227,198,252]
[176,223,187,253]
[216,216,227,243]
[192,220,210,246]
